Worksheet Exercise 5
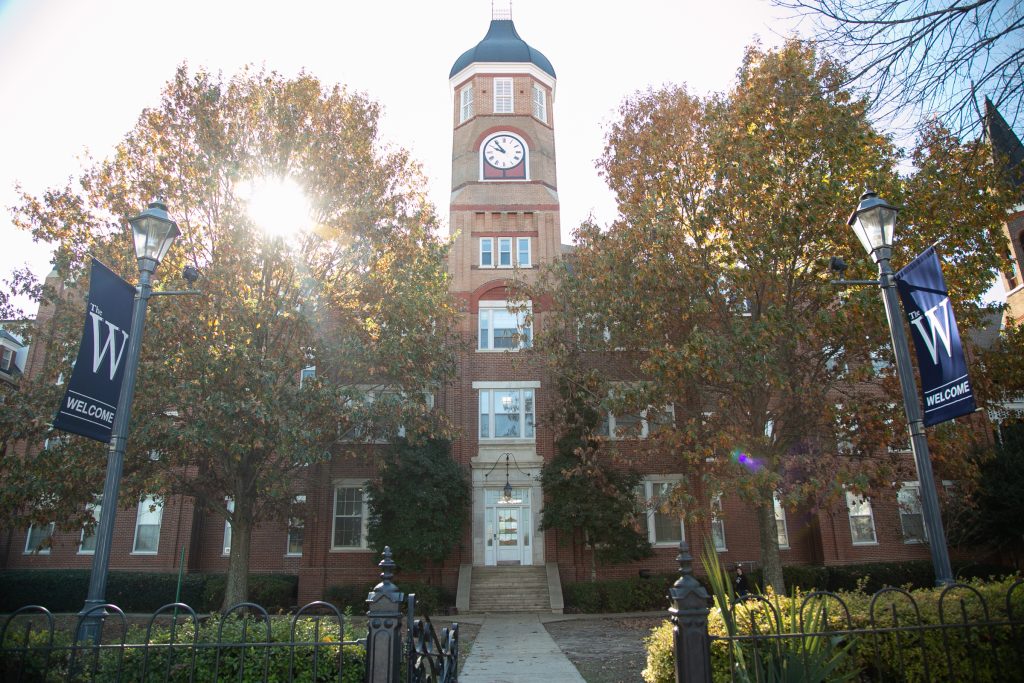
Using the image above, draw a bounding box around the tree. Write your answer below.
[364,439,470,572]
[774,0,1023,134]
[539,376,652,582]
[539,40,1007,592]
[1,65,457,609]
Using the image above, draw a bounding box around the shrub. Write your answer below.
[201,574,298,612]
[325,584,370,612]
[401,580,453,616]
[642,575,1024,683]
[0,614,365,682]
[0,570,207,613]
[563,574,677,613]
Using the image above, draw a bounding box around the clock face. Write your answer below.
[483,134,525,170]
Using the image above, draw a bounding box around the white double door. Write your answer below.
[484,488,532,566]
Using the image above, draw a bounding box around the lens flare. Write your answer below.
[731,449,763,471]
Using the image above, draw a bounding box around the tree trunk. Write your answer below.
[223,500,253,612]
[756,497,786,594]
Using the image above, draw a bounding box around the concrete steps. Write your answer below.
[468,566,551,612]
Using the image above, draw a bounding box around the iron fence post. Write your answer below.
[366,546,404,683]
[669,540,713,683]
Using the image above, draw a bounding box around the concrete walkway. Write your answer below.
[459,613,585,682]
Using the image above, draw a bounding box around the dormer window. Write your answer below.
[494,78,513,113]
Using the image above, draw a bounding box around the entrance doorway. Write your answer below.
[484,487,532,566]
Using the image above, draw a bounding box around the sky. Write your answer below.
[0,0,800,308]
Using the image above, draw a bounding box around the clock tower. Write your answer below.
[448,10,560,573]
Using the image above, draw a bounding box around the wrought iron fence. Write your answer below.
[0,546,459,683]
[668,541,1024,682]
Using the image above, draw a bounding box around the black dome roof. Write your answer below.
[450,19,555,79]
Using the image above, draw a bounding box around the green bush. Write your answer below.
[563,574,678,613]
[402,580,453,616]
[201,574,298,612]
[0,614,365,682]
[0,571,299,615]
[0,570,207,613]
[642,576,1024,683]
[324,584,370,612]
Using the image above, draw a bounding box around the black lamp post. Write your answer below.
[78,198,180,640]
[848,189,954,587]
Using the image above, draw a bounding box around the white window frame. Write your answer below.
[639,479,685,546]
[331,482,369,551]
[478,386,536,440]
[845,491,877,545]
[532,84,546,122]
[517,237,532,267]
[0,346,14,372]
[711,494,727,551]
[132,495,163,554]
[222,498,235,556]
[498,237,513,267]
[898,482,926,543]
[24,522,55,555]
[79,501,101,555]
[460,85,474,123]
[597,397,670,440]
[774,493,789,549]
[494,77,513,113]
[478,302,532,351]
[286,495,305,557]
[300,366,316,388]
[480,238,494,267]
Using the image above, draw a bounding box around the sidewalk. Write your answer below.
[458,612,585,682]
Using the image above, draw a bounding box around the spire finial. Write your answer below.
[492,0,512,20]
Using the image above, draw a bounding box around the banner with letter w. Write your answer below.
[52,259,136,442]
[894,246,976,427]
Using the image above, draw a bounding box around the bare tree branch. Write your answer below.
[776,0,1023,134]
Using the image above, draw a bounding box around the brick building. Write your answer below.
[3,13,978,608]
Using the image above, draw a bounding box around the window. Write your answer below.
[133,495,163,554]
[1,346,13,372]
[287,495,305,556]
[479,303,532,350]
[460,85,474,122]
[480,237,530,268]
[597,401,670,439]
[480,238,493,267]
[532,84,546,122]
[517,237,531,267]
[845,491,877,545]
[479,388,535,439]
[898,482,926,543]
[24,522,54,554]
[222,498,235,555]
[639,480,684,545]
[79,501,101,554]
[332,484,367,549]
[498,237,512,266]
[300,366,316,388]
[774,494,789,549]
[870,348,892,375]
[711,495,727,551]
[494,77,513,113]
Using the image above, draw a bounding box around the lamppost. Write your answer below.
[78,198,180,640]
[847,189,954,587]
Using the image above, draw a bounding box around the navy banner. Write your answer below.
[894,247,976,426]
[52,259,135,442]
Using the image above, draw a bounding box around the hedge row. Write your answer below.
[324,580,454,616]
[0,571,297,613]
[750,560,1016,594]
[563,574,678,613]
[563,560,1017,614]
[643,576,1024,683]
